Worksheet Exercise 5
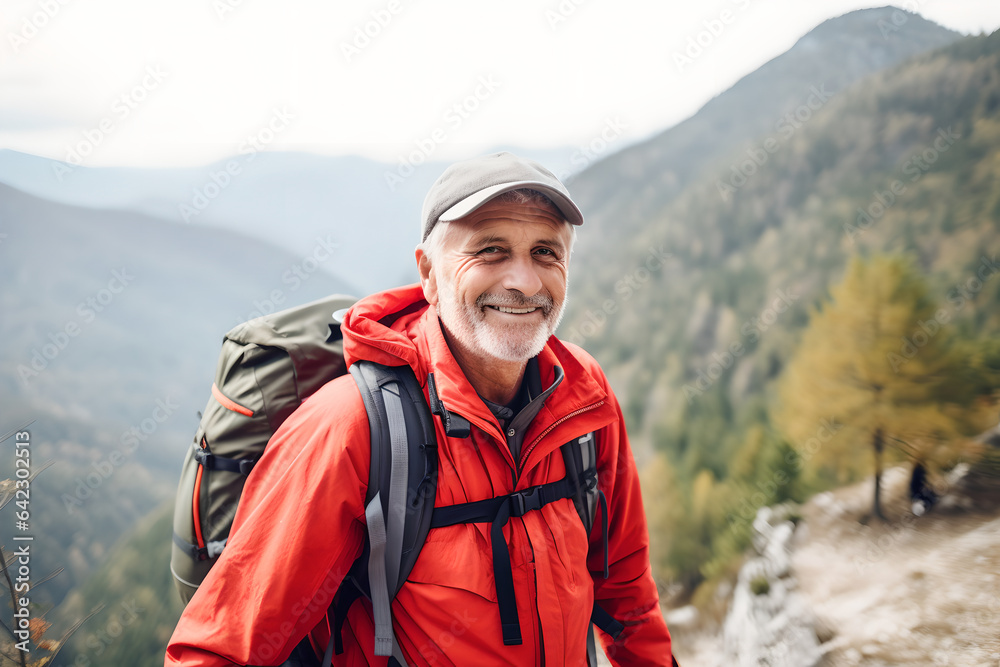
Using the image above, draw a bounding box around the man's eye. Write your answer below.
[478,246,502,255]
[534,247,556,257]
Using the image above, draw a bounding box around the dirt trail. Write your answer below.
[793,466,1000,666]
[671,465,1000,666]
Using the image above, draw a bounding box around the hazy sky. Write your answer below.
[2,0,998,167]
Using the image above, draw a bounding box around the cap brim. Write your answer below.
[438,181,584,225]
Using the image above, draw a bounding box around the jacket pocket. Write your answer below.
[405,528,497,603]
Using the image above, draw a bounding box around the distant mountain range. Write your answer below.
[1,6,996,666]
[0,184,356,606]
[0,146,581,293]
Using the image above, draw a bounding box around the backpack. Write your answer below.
[170,294,621,666]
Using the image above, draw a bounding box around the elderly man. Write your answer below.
[166,152,673,666]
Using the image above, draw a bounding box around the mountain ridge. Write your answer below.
[567,6,962,254]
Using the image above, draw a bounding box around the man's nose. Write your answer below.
[500,254,543,297]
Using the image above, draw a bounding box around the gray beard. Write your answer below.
[435,278,566,363]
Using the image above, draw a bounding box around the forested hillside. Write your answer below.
[50,503,183,667]
[562,28,1000,598]
[568,7,960,254]
[0,186,354,611]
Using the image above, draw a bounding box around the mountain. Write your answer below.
[567,6,962,255]
[51,502,184,667]
[561,10,994,462]
[556,14,1000,600]
[0,145,580,294]
[0,183,356,606]
[0,150,431,292]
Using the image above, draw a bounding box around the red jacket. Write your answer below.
[165,285,672,666]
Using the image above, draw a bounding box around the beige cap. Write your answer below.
[420,152,584,242]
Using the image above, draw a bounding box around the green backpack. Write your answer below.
[170,294,619,666]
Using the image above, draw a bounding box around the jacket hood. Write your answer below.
[341,283,430,372]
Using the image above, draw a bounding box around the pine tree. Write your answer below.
[776,254,977,520]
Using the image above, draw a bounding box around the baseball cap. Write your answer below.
[420,152,584,242]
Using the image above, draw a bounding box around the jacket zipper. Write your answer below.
[517,402,604,664]
[534,564,545,666]
[519,401,605,472]
[446,398,604,662]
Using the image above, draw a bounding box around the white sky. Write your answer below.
[1,0,998,168]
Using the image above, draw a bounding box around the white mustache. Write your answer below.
[477,291,553,313]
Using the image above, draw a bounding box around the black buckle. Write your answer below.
[238,459,255,475]
[193,447,211,467]
[509,487,542,518]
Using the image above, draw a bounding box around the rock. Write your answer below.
[716,505,822,667]
[665,605,698,630]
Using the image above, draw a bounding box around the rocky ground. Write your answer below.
[668,464,1000,667]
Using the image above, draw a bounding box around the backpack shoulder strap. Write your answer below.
[561,431,628,666]
[347,361,437,661]
[561,431,598,531]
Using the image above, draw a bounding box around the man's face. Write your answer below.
[418,197,573,363]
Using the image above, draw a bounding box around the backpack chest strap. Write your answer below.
[430,477,576,647]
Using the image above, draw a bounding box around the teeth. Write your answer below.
[489,305,538,314]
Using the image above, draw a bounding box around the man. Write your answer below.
[165,152,674,665]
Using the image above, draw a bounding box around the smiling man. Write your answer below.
[166,152,673,666]
[420,189,571,404]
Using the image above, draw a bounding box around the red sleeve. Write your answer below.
[165,376,370,666]
[589,379,674,666]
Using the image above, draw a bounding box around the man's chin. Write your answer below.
[473,325,552,363]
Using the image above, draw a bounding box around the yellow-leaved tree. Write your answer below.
[776,254,983,520]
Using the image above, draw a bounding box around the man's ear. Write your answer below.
[416,247,438,305]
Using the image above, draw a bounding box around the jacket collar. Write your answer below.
[414,306,612,471]
[343,285,614,471]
